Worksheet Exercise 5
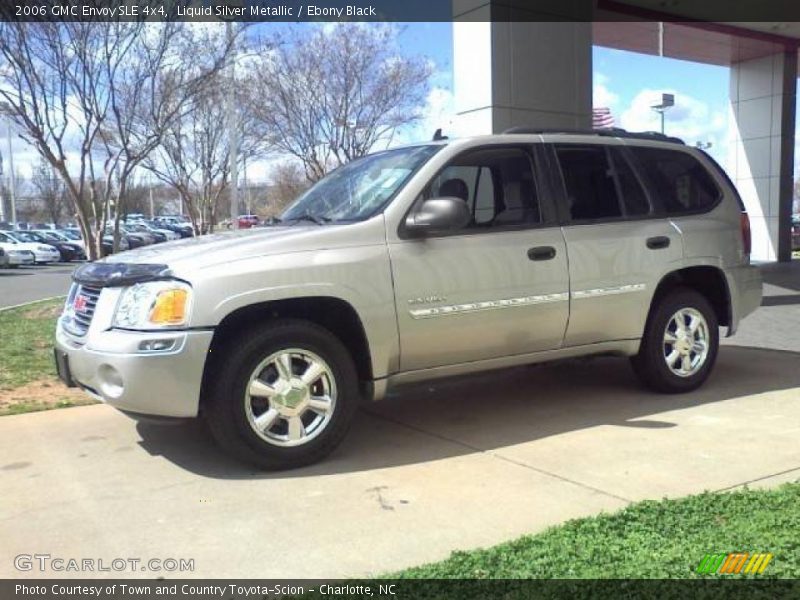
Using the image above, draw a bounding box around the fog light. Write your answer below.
[139,339,176,352]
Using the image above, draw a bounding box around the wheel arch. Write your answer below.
[649,265,732,329]
[200,296,374,409]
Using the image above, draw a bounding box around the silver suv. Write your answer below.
[55,129,762,469]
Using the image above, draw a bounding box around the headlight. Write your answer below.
[113,280,192,329]
[38,245,53,252]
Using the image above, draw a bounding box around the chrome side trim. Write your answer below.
[407,284,645,320]
[571,283,646,300]
[409,292,569,320]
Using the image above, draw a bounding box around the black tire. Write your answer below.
[204,319,360,470]
[631,287,719,394]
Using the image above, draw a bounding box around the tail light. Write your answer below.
[740,212,751,256]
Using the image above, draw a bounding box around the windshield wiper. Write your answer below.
[284,213,331,226]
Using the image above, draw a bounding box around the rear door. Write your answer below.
[551,142,684,346]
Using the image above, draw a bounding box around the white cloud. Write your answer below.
[593,72,619,109]
[619,88,728,162]
[392,85,456,146]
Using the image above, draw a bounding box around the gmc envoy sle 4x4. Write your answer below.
[55,129,762,469]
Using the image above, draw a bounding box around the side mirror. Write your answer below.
[405,197,471,236]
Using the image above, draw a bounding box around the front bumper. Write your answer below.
[56,317,213,418]
[726,263,762,335]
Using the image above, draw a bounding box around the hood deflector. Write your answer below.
[72,262,173,288]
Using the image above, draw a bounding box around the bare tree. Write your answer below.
[248,24,432,181]
[0,22,235,258]
[266,161,309,216]
[144,81,265,235]
[30,158,67,225]
[144,30,268,236]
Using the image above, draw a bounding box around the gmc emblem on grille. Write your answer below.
[73,294,89,313]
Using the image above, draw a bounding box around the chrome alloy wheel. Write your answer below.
[663,308,710,378]
[244,349,337,447]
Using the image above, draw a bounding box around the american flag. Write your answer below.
[592,107,615,129]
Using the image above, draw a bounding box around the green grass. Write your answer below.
[392,483,800,579]
[0,298,64,390]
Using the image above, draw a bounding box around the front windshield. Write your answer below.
[281,144,441,223]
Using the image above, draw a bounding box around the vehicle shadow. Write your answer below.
[0,270,32,277]
[136,344,800,479]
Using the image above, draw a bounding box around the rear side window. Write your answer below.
[555,145,653,221]
[634,148,721,215]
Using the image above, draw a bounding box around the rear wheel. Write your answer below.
[631,288,719,393]
[205,319,360,470]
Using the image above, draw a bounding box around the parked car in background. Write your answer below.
[143,220,181,241]
[154,217,194,238]
[101,234,131,256]
[0,245,34,267]
[0,231,61,264]
[792,214,799,250]
[118,224,156,245]
[46,230,87,253]
[125,222,167,243]
[105,227,147,249]
[0,247,7,268]
[15,230,86,262]
[237,214,260,229]
[63,227,132,256]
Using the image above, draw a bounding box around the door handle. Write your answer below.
[528,246,556,261]
[646,236,671,250]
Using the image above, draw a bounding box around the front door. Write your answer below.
[388,145,570,372]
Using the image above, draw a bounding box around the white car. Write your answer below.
[0,243,35,267]
[0,231,61,264]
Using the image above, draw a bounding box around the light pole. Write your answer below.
[0,102,16,224]
[0,146,4,221]
[225,21,239,230]
[650,93,674,135]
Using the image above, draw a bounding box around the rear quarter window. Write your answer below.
[635,148,722,215]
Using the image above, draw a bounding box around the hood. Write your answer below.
[102,220,384,276]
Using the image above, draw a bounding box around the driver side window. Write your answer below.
[422,147,540,230]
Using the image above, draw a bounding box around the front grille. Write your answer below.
[64,285,102,337]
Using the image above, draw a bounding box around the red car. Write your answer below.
[237,215,259,229]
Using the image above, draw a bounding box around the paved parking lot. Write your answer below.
[0,261,798,579]
[0,264,75,308]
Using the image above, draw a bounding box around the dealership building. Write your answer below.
[453,1,798,262]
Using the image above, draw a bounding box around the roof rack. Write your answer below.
[502,126,685,145]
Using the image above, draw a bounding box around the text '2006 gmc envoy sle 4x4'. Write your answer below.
[55,128,762,469]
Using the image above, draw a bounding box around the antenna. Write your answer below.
[432,128,448,141]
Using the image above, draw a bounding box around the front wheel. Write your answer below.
[204,319,360,470]
[631,288,719,393]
